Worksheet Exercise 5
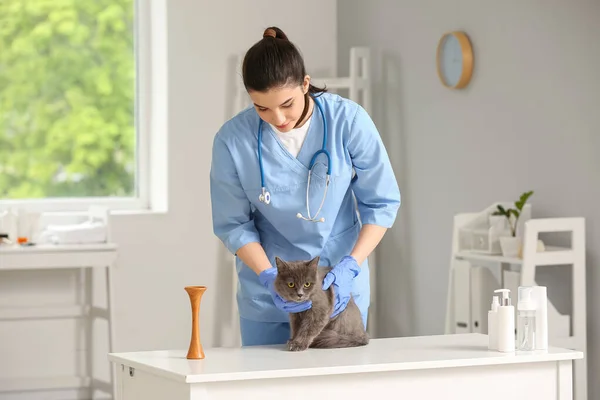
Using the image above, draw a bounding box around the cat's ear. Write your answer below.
[308,256,320,268]
[275,256,286,270]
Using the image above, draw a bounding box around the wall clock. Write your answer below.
[436,31,474,89]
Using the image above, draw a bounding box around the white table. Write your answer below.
[0,243,118,398]
[108,333,583,400]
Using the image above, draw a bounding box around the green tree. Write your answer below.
[0,0,135,199]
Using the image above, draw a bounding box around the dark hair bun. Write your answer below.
[244,25,326,96]
[263,26,288,41]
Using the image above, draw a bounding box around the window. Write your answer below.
[0,0,150,212]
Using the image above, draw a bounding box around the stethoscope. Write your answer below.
[257,96,331,223]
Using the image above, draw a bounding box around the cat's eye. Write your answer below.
[304,282,311,288]
[287,282,295,288]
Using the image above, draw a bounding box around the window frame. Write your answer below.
[0,0,154,214]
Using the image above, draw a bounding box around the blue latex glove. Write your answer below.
[259,267,312,313]
[322,255,360,318]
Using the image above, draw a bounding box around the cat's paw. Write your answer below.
[287,339,309,352]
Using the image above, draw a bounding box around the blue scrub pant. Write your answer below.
[239,311,369,346]
[239,317,291,346]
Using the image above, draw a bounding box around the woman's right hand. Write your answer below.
[258,268,312,313]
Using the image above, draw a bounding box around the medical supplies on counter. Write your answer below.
[487,286,548,353]
[0,206,109,247]
[0,208,40,245]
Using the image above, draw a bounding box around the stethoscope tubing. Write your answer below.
[257,95,331,222]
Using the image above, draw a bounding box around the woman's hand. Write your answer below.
[259,267,312,313]
[322,255,360,317]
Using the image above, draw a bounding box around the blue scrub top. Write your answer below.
[210,92,401,323]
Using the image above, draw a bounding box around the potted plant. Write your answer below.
[492,190,534,257]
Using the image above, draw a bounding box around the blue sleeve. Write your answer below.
[347,105,401,228]
[210,135,261,255]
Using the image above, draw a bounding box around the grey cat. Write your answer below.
[274,255,369,351]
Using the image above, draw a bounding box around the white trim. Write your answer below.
[146,0,169,213]
[0,0,165,214]
[135,0,152,211]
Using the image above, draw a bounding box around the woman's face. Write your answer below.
[248,76,310,133]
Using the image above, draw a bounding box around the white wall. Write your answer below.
[0,1,337,399]
[337,0,600,398]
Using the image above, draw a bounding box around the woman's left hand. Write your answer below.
[322,255,360,318]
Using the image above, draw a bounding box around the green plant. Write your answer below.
[492,190,534,237]
[0,0,135,199]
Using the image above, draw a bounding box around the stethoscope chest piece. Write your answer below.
[259,188,271,205]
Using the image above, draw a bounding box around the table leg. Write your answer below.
[107,264,117,399]
[557,360,573,400]
[84,267,93,400]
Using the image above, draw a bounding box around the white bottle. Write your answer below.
[517,287,537,351]
[532,286,548,350]
[494,289,515,352]
[487,296,500,350]
[0,208,18,244]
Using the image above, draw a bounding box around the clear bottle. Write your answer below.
[517,287,537,351]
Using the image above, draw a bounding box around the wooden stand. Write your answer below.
[185,286,206,360]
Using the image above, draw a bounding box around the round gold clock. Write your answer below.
[436,31,474,89]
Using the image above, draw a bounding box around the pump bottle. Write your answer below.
[494,288,515,352]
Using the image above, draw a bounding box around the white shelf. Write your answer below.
[0,376,91,392]
[0,242,117,254]
[0,305,90,320]
[455,246,572,265]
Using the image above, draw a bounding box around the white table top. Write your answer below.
[107,333,583,384]
[0,243,117,254]
[0,242,118,270]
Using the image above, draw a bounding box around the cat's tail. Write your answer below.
[310,330,370,349]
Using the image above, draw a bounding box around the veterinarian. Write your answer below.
[210,27,401,346]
